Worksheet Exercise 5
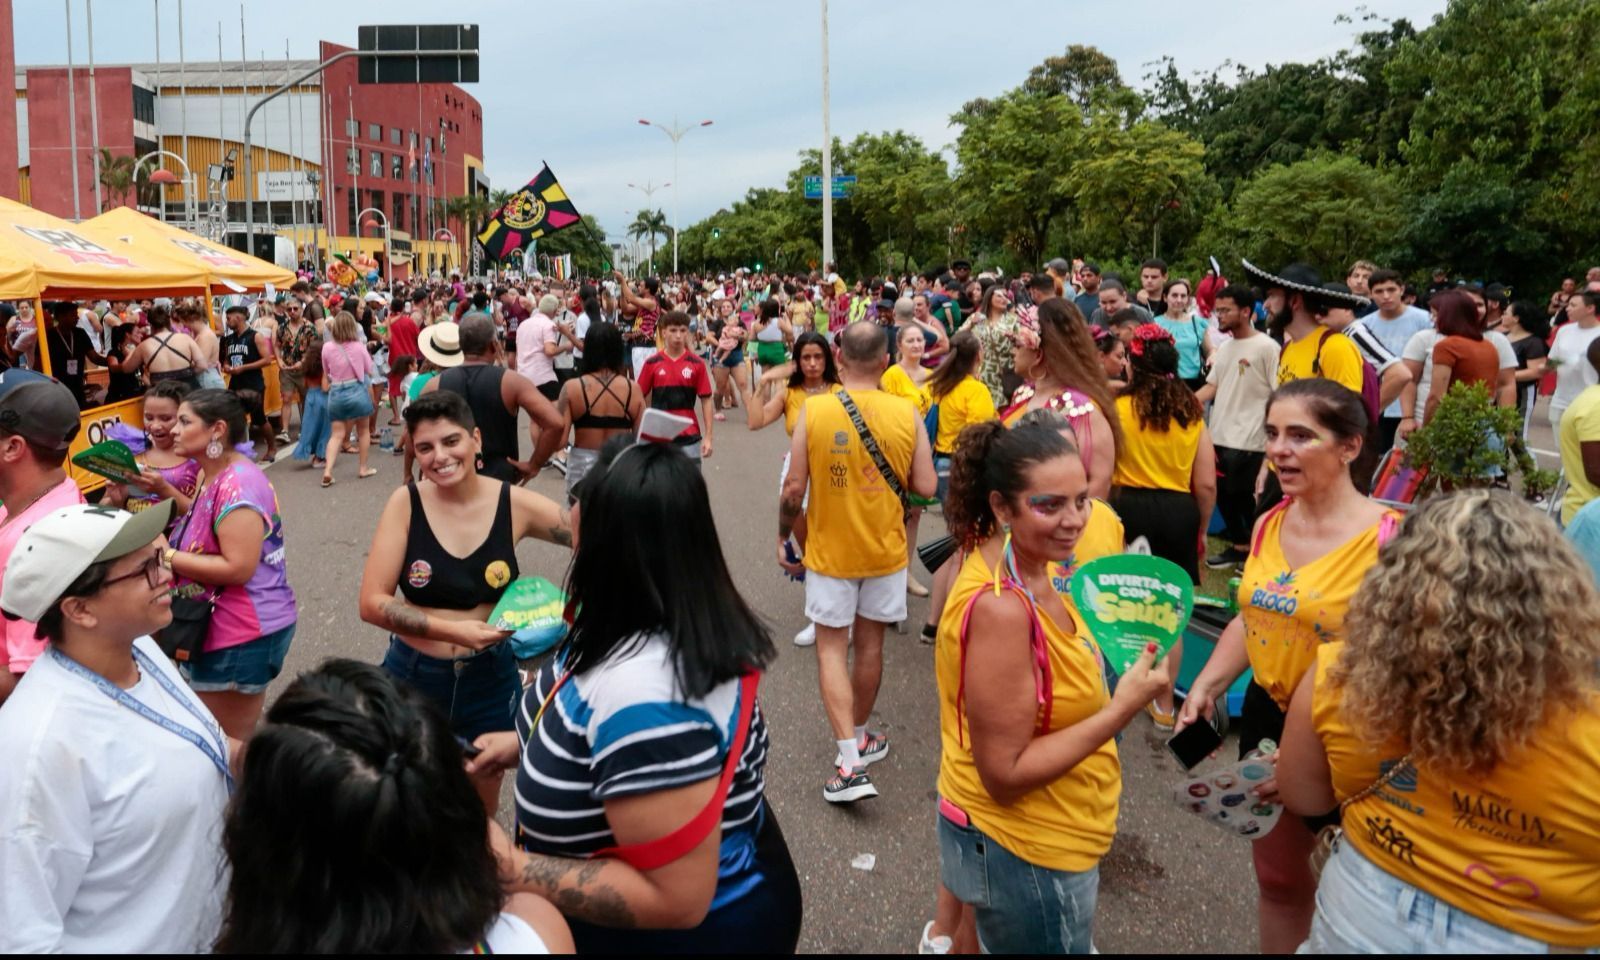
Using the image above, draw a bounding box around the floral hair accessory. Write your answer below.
[1010,305,1041,350]
[1127,322,1174,359]
[1089,324,1111,343]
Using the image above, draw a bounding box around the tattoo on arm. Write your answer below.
[380,599,430,637]
[547,507,574,548]
[779,493,803,540]
[518,852,639,928]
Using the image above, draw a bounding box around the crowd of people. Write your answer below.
[0,250,1596,956]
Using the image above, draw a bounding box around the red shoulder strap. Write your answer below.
[1251,497,1293,558]
[593,672,760,872]
[954,581,1053,750]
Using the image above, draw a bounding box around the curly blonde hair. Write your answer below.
[1330,490,1600,775]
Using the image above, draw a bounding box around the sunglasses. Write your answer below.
[101,551,172,591]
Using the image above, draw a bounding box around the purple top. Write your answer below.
[173,460,296,651]
[128,457,202,534]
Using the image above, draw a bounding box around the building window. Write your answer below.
[393,191,405,232]
[370,151,382,176]
[345,147,359,175]
[410,130,418,148]
[368,123,381,141]
[132,86,155,125]
[345,188,357,239]
[391,154,402,179]
[345,118,358,138]
[390,127,401,145]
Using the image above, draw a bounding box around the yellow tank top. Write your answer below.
[936,547,1119,872]
[879,363,931,416]
[783,383,842,435]
[1238,502,1396,709]
[1312,644,1600,947]
[802,389,917,579]
[933,376,999,454]
[1111,394,1202,492]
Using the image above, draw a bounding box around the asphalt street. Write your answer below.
[269,404,1268,954]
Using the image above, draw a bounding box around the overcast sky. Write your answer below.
[18,0,1448,242]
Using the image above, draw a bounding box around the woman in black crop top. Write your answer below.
[555,322,643,503]
[359,391,573,812]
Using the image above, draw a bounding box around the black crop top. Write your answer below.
[572,374,636,430]
[398,481,519,610]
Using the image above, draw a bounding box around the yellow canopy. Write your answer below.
[0,197,210,299]
[80,207,296,294]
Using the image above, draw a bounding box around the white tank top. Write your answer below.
[466,912,549,954]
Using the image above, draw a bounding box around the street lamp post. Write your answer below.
[133,149,197,226]
[636,117,712,276]
[434,228,457,276]
[356,206,391,285]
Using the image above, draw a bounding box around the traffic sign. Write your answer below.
[803,175,857,200]
[358,24,479,84]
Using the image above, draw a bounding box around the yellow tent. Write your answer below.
[0,197,211,298]
[80,207,295,294]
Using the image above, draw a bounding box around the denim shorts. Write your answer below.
[380,635,519,740]
[937,803,1100,954]
[1300,835,1595,954]
[182,623,295,695]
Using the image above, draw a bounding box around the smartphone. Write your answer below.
[1167,717,1224,771]
[455,735,483,760]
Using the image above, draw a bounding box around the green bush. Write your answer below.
[1404,381,1557,500]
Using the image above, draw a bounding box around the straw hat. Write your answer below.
[418,321,464,368]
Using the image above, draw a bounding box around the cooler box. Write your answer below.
[1177,600,1251,734]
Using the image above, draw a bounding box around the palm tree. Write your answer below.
[96,148,136,212]
[628,209,668,268]
[488,188,513,216]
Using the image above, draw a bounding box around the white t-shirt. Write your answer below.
[552,310,585,370]
[1206,332,1282,452]
[0,635,230,953]
[467,912,549,953]
[1548,322,1600,423]
[1403,329,1516,416]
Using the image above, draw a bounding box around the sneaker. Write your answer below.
[823,767,879,804]
[275,431,291,443]
[836,731,889,769]
[793,622,816,647]
[549,456,568,476]
[919,921,953,955]
[1205,547,1249,569]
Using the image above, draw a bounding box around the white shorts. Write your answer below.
[804,567,908,628]
[631,346,654,379]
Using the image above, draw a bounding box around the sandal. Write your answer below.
[342,444,359,455]
[321,475,335,488]
[358,468,379,479]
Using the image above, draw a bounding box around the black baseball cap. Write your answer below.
[0,370,80,451]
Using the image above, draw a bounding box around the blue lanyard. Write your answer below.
[49,645,234,793]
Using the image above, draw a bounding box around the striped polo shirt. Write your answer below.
[514,634,770,908]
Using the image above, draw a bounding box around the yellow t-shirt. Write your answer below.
[802,389,918,579]
[1558,384,1600,524]
[1111,394,1202,492]
[783,383,843,436]
[1237,504,1395,709]
[1312,644,1600,947]
[1278,327,1365,395]
[879,363,931,416]
[933,375,998,454]
[936,547,1119,872]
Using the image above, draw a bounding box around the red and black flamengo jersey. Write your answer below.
[637,350,712,444]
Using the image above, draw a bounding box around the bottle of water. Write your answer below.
[378,425,394,451]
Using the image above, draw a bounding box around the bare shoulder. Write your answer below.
[503,891,574,953]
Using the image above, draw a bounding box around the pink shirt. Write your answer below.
[515,311,558,386]
[0,476,86,672]
[321,339,374,384]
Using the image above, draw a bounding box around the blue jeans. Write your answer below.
[1300,836,1594,954]
[937,805,1099,954]
[380,636,519,740]
[182,623,295,695]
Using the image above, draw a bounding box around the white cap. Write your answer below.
[1,501,174,623]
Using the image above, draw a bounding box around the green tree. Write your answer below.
[953,92,1085,267]
[1069,116,1217,260]
[1203,154,1400,276]
[628,209,669,266]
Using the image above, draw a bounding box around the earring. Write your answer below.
[206,438,225,459]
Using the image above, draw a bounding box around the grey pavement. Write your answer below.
[268,407,1266,954]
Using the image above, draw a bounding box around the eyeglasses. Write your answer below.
[100,552,171,591]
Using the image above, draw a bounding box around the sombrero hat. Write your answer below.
[1240,260,1371,310]
[418,321,464,368]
